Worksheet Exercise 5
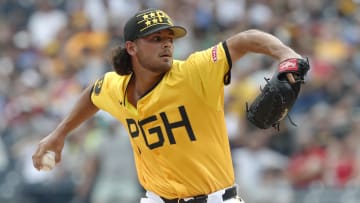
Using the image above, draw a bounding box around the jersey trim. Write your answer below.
[90,84,96,100]
[90,84,94,95]
[123,74,132,107]
[140,72,166,98]
[222,41,232,85]
[123,73,166,107]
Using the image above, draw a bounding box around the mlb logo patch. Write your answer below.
[211,45,217,62]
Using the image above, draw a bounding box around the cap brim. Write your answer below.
[138,25,187,39]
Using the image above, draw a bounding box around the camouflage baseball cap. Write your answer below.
[124,8,187,41]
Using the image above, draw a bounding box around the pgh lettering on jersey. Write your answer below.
[126,105,196,150]
[90,42,234,199]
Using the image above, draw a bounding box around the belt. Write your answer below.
[161,186,237,203]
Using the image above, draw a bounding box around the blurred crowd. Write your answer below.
[1,0,360,203]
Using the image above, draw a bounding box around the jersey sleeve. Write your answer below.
[180,41,232,105]
[90,72,121,114]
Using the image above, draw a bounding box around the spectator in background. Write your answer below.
[232,129,289,202]
[325,128,360,188]
[286,129,327,189]
[27,0,67,50]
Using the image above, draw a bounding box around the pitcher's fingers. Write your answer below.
[286,73,296,84]
[32,146,45,170]
[32,152,42,170]
[55,151,62,163]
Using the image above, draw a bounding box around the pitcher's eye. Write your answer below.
[152,36,162,42]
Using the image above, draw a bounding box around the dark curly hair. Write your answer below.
[111,45,133,75]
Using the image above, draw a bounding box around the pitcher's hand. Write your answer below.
[32,132,65,171]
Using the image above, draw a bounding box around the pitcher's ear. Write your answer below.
[125,41,137,55]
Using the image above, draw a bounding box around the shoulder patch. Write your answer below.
[211,45,218,62]
[94,77,104,95]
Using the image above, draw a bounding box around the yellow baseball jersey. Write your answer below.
[91,42,234,199]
